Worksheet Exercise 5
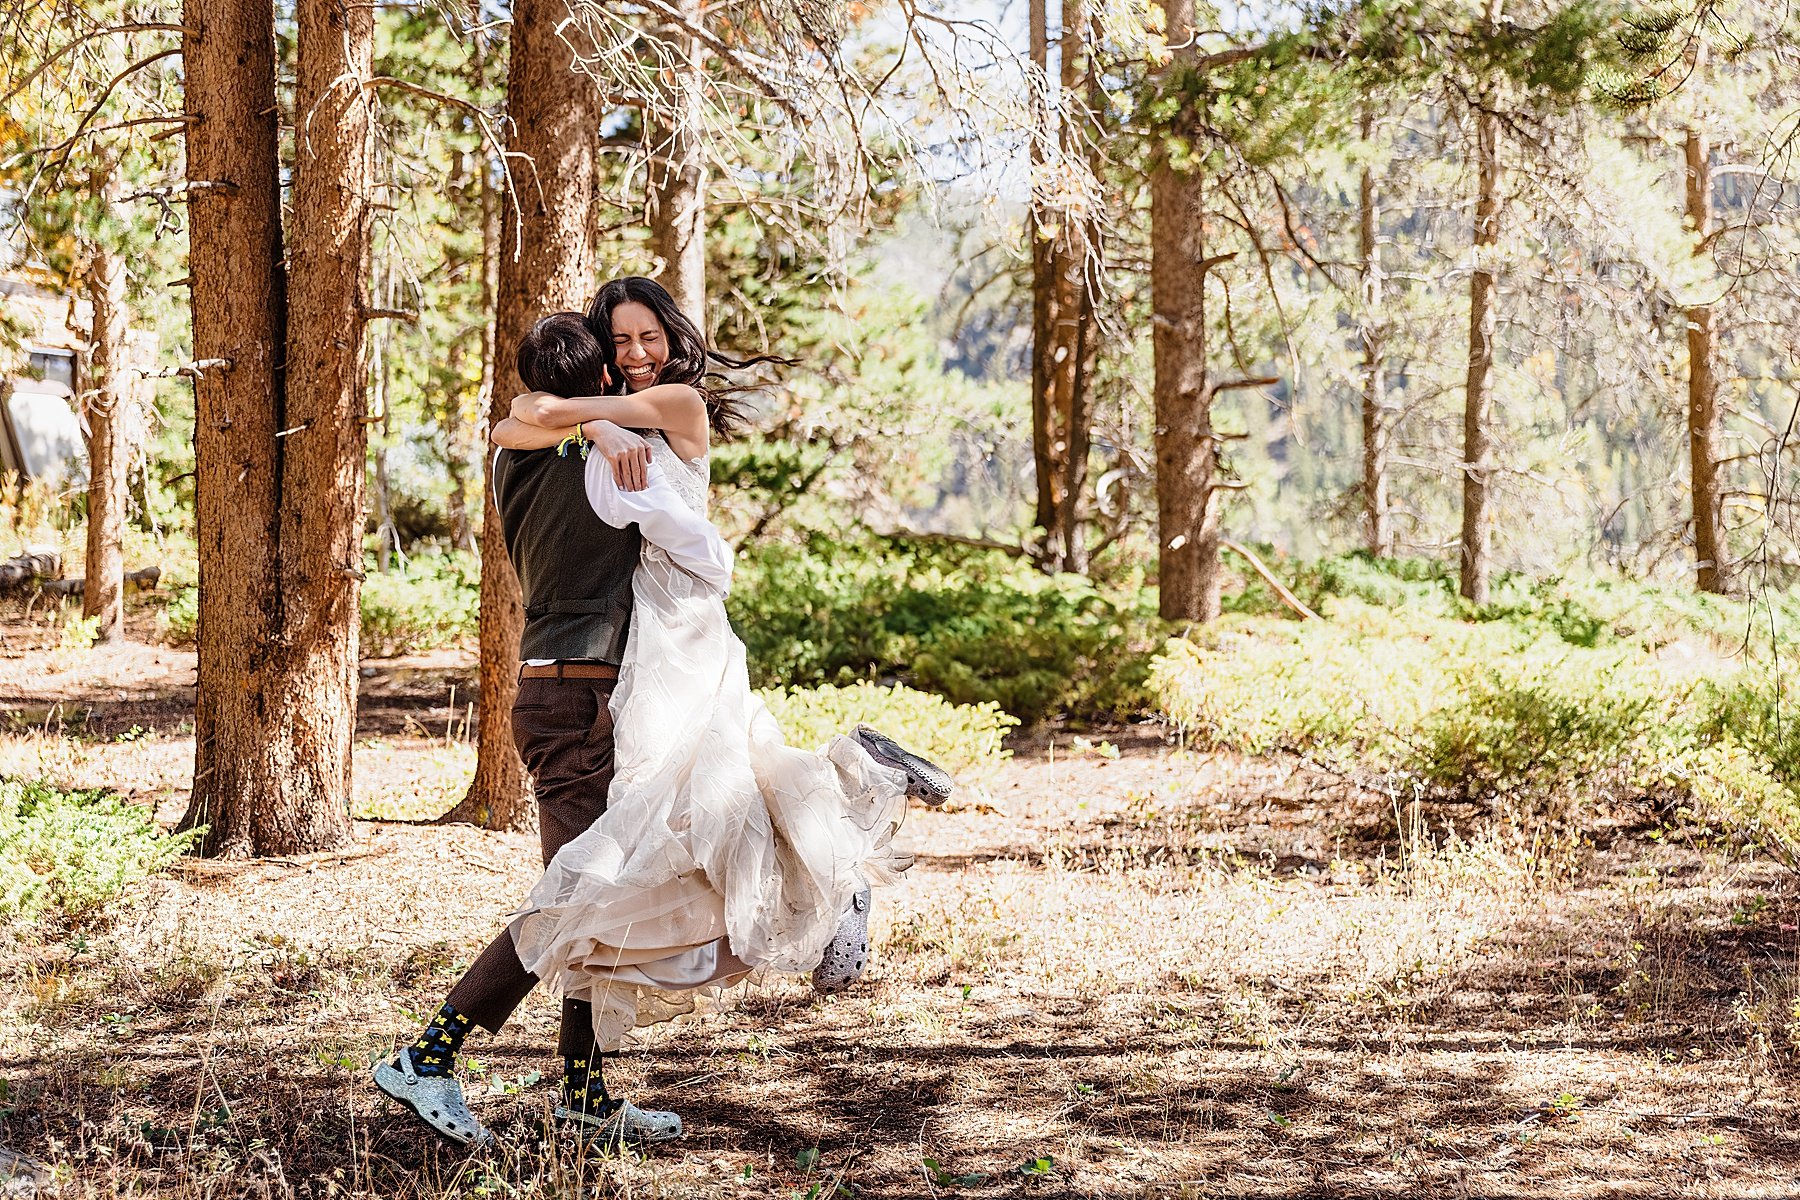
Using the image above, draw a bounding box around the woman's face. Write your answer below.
[608,300,669,392]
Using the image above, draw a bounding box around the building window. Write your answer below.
[26,349,75,391]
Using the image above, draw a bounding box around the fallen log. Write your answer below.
[1220,538,1322,622]
[38,566,162,600]
[0,550,60,595]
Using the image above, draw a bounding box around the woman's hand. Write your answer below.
[585,420,652,491]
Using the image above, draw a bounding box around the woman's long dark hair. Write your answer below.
[584,276,790,440]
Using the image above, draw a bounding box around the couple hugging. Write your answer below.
[372,277,952,1149]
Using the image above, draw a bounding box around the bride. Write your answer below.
[488,277,952,1129]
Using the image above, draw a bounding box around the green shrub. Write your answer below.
[732,536,1161,723]
[1412,652,1664,810]
[1678,741,1800,868]
[159,584,198,644]
[0,778,198,921]
[1148,601,1478,769]
[1229,550,1462,620]
[730,538,912,685]
[1695,675,1800,785]
[1230,550,1794,657]
[1148,602,1728,819]
[359,552,480,656]
[758,681,1016,791]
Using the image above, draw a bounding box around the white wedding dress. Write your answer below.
[508,437,913,1050]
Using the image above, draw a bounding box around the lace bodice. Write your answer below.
[652,435,709,516]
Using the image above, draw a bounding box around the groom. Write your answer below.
[370,379,685,1149]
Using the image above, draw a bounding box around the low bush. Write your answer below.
[1229,550,1797,656]
[0,778,197,921]
[758,680,1016,791]
[1411,652,1665,814]
[1149,601,1481,770]
[359,552,480,656]
[732,536,1161,723]
[1148,599,1745,824]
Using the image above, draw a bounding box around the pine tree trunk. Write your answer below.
[269,0,374,851]
[1027,0,1057,543]
[1459,3,1503,606]
[178,0,317,856]
[370,295,394,572]
[1685,127,1728,594]
[1358,109,1391,559]
[453,97,500,559]
[1150,0,1221,622]
[82,169,130,645]
[649,0,706,329]
[448,0,597,830]
[1050,0,1098,574]
[441,338,473,553]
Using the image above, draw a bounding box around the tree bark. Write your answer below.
[450,60,501,559]
[1051,0,1099,574]
[1358,108,1392,559]
[370,278,394,572]
[1027,0,1056,540]
[82,167,131,645]
[448,0,598,830]
[1026,0,1099,572]
[648,0,707,329]
[1459,0,1503,606]
[178,0,325,856]
[266,0,372,849]
[261,0,373,854]
[1685,126,1728,594]
[1150,0,1223,622]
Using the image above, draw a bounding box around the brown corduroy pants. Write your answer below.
[446,676,620,1059]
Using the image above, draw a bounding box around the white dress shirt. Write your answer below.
[580,448,733,594]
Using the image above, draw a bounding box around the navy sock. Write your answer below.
[562,1054,618,1117]
[406,1002,473,1078]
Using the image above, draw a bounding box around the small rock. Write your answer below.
[0,1146,54,1197]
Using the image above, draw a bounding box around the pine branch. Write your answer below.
[0,22,190,109]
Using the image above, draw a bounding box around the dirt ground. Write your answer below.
[5,642,1800,1198]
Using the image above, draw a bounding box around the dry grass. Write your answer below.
[5,650,1800,1197]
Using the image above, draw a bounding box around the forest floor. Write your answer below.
[5,641,1800,1198]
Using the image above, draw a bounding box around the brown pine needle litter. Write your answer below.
[4,647,1800,1197]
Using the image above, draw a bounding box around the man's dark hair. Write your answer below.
[516,311,608,398]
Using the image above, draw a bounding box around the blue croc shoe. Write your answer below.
[555,1098,685,1147]
[373,1050,495,1148]
[854,725,954,806]
[812,878,873,995]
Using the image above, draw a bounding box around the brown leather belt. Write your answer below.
[518,662,620,681]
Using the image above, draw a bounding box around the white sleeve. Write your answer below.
[583,451,734,595]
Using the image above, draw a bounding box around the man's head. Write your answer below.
[516,312,609,397]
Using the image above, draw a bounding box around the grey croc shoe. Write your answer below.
[373,1050,495,1148]
[555,1099,684,1147]
[854,725,954,806]
[811,879,872,995]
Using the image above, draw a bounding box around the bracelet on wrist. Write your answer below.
[555,422,591,460]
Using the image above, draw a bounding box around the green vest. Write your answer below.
[493,448,640,663]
